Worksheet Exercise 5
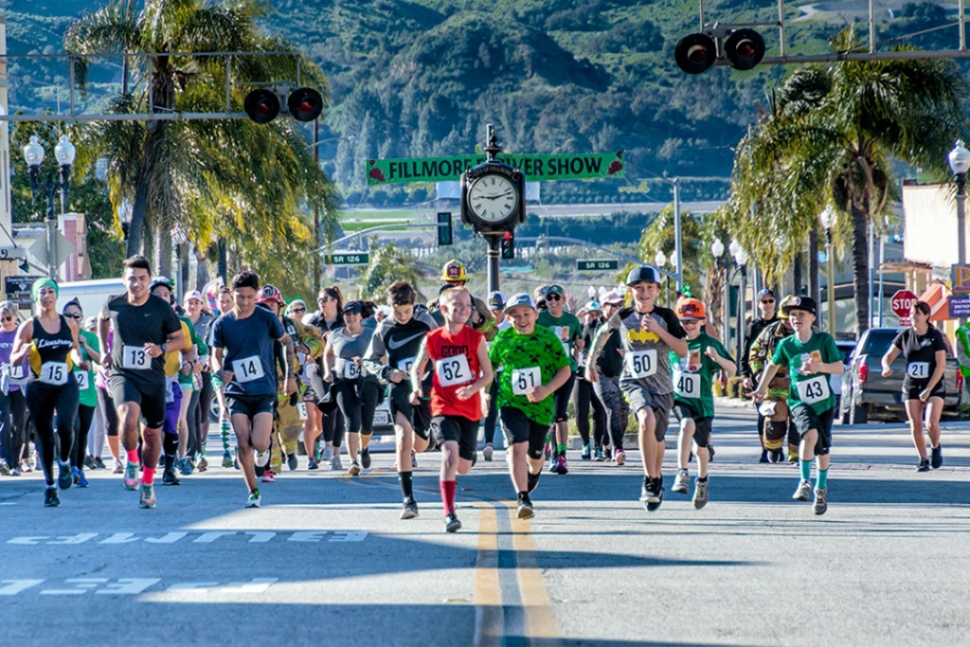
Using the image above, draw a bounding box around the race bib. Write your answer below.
[397,357,415,373]
[75,370,91,390]
[797,375,830,404]
[165,378,176,404]
[39,362,69,386]
[297,402,308,420]
[673,371,700,398]
[4,364,25,380]
[436,355,472,387]
[626,349,657,378]
[232,356,265,383]
[343,361,361,380]
[511,366,541,396]
[907,362,930,379]
[122,345,151,370]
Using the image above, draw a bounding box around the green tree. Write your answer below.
[357,242,421,302]
[637,204,706,307]
[64,0,340,278]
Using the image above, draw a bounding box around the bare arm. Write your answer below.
[409,340,431,398]
[9,320,34,365]
[924,349,947,394]
[881,346,901,376]
[749,361,783,403]
[97,316,112,368]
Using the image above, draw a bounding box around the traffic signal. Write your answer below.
[244,88,324,123]
[674,28,765,74]
[724,29,765,71]
[674,33,717,75]
[244,89,280,124]
[437,212,453,246]
[287,88,324,122]
[501,232,514,260]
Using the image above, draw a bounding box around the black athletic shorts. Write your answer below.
[501,406,548,460]
[904,382,945,401]
[432,414,478,461]
[109,375,166,429]
[672,403,713,447]
[388,383,431,440]
[790,404,834,456]
[552,372,576,423]
[227,393,276,420]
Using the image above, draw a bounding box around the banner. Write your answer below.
[367,152,624,185]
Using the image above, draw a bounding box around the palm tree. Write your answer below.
[358,242,421,301]
[65,0,340,279]
[729,29,970,336]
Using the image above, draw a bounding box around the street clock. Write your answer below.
[460,146,525,231]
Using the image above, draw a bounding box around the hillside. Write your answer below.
[2,0,962,205]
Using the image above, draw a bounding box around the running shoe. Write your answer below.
[581,444,591,461]
[93,456,107,470]
[614,449,625,466]
[113,459,125,474]
[672,469,690,494]
[0,459,10,475]
[20,460,33,473]
[788,451,798,464]
[692,478,709,509]
[400,498,418,520]
[759,448,769,463]
[331,455,343,471]
[83,455,97,470]
[44,486,59,507]
[75,469,90,489]
[139,484,156,509]
[516,497,535,520]
[197,457,209,473]
[321,445,334,461]
[347,461,362,477]
[261,468,276,483]
[360,447,371,469]
[123,463,139,490]
[916,458,930,472]
[58,463,73,490]
[308,457,319,470]
[222,451,234,468]
[767,448,783,464]
[553,454,568,475]
[645,479,664,512]
[483,444,493,462]
[287,453,298,471]
[444,513,462,533]
[594,446,604,462]
[604,447,612,461]
[72,467,81,485]
[177,457,193,476]
[246,490,261,508]
[9,467,20,476]
[162,466,180,486]
[792,479,812,501]
[931,445,943,469]
[812,488,827,515]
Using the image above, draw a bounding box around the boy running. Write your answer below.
[668,298,735,509]
[750,296,843,515]
[411,287,492,533]
[586,266,688,512]
[488,294,572,520]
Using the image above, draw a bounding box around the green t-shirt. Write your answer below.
[536,310,582,371]
[668,332,733,418]
[771,331,841,414]
[178,315,208,387]
[488,325,570,425]
[74,329,100,408]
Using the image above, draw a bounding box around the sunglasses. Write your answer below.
[290,307,306,314]
[1,316,14,322]
[546,294,562,301]
[65,313,82,320]
[761,299,775,304]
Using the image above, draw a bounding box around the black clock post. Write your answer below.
[460,125,526,293]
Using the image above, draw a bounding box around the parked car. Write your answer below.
[831,340,857,414]
[840,328,963,423]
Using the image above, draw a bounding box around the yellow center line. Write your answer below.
[507,503,560,641]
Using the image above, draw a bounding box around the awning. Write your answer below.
[918,281,950,322]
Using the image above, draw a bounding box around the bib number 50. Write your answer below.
[626,350,657,379]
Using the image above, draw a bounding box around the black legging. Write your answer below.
[97,386,119,437]
[321,408,345,448]
[0,389,27,468]
[26,381,80,486]
[72,403,96,470]
[573,377,607,446]
[333,378,380,438]
[197,373,214,450]
[186,387,202,458]
[484,380,499,444]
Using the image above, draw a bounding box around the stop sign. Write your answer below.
[891,289,918,318]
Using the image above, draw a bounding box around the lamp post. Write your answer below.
[819,206,837,335]
[711,238,727,344]
[654,250,667,305]
[730,239,748,373]
[23,134,75,279]
[948,140,970,267]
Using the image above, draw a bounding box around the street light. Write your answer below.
[819,206,837,335]
[711,239,727,343]
[948,139,970,266]
[731,240,748,372]
[654,250,668,304]
[23,134,75,279]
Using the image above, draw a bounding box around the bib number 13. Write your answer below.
[122,345,151,370]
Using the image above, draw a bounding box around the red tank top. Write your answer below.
[426,325,484,420]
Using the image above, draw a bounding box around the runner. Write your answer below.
[592,290,629,464]
[210,270,295,507]
[208,287,236,468]
[741,289,780,462]
[668,298,735,509]
[306,286,346,468]
[573,301,607,461]
[10,278,81,506]
[481,291,510,461]
[0,301,28,477]
[410,286,492,532]
[586,266,688,512]
[880,300,948,471]
[536,284,583,474]
[98,256,186,509]
[748,296,797,463]
[489,293,571,519]
[363,281,437,519]
[183,290,214,472]
[63,298,101,488]
[750,296,843,515]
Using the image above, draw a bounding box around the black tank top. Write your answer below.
[32,315,74,364]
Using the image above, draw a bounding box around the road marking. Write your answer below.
[508,503,560,643]
[473,503,502,647]
[5,531,367,545]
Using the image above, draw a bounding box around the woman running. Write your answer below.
[307,286,346,468]
[184,290,215,471]
[210,287,236,467]
[0,301,28,476]
[10,278,80,506]
[63,298,101,488]
[881,301,949,471]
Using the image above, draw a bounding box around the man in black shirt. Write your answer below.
[741,288,779,462]
[99,256,186,509]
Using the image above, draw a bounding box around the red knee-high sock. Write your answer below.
[440,479,457,516]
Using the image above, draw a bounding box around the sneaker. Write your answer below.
[692,478,709,509]
[793,479,812,501]
[197,457,209,473]
[581,444,591,461]
[9,467,20,476]
[139,484,156,509]
[162,466,180,486]
[0,459,9,476]
[347,461,362,477]
[261,468,276,483]
[307,457,319,470]
[931,445,943,469]
[83,455,97,470]
[360,447,371,470]
[672,469,690,494]
[246,490,261,508]
[400,498,418,520]
[444,513,462,533]
[222,451,234,468]
[331,455,343,471]
[321,445,334,462]
[812,488,828,515]
[177,457,193,476]
[93,457,107,470]
[594,446,604,462]
[516,497,535,520]
[554,454,568,475]
[759,448,769,463]
[646,480,664,512]
[113,460,125,475]
[76,470,90,489]
[604,447,612,461]
[44,486,60,507]
[287,452,298,471]
[58,463,73,490]
[614,449,625,466]
[767,448,782,464]
[20,459,32,473]
[71,466,82,485]
[788,451,799,464]
[483,444,493,461]
[916,458,930,472]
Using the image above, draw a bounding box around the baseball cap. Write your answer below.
[257,284,284,305]
[676,297,706,321]
[505,293,536,312]
[782,295,817,316]
[343,300,364,314]
[546,285,564,297]
[602,290,624,305]
[626,265,662,286]
[757,288,775,301]
[584,300,602,313]
[184,290,204,303]
[488,291,507,310]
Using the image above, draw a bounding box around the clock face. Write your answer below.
[468,175,517,223]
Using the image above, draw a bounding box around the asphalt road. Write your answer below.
[1,404,967,646]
